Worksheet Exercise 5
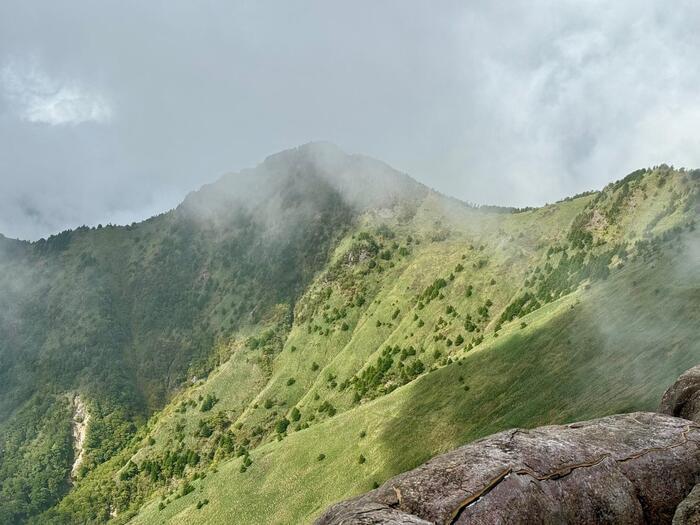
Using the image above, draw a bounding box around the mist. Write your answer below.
[2,1,700,240]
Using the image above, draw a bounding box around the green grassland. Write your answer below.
[130,225,700,524]
[0,145,698,524]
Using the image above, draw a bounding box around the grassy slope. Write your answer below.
[25,165,697,523]
[1,145,381,522]
[121,168,699,524]
[130,231,700,524]
[233,192,588,435]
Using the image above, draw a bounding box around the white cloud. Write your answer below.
[422,0,700,206]
[0,60,112,125]
[1,2,700,239]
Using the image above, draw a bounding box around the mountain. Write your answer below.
[0,145,698,524]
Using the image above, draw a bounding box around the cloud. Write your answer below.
[0,60,112,125]
[430,0,700,206]
[0,1,699,239]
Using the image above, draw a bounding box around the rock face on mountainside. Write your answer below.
[317,413,700,524]
[660,365,700,424]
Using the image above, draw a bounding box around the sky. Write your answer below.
[1,1,700,240]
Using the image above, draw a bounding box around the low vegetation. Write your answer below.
[0,150,697,524]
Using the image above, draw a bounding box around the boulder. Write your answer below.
[660,365,700,423]
[316,413,700,525]
[674,484,700,524]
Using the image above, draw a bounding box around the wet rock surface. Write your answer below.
[316,413,700,525]
[660,365,700,423]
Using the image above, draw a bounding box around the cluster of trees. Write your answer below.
[200,394,219,412]
[352,345,427,401]
[497,292,541,327]
[0,395,73,524]
[420,278,448,303]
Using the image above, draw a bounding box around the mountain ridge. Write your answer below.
[0,146,697,524]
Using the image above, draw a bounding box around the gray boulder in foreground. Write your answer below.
[316,412,700,525]
[673,484,700,524]
[660,365,700,423]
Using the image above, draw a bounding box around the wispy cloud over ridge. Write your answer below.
[0,1,699,240]
[0,59,112,125]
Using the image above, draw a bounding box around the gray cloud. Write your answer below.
[1,1,699,239]
[1,59,112,125]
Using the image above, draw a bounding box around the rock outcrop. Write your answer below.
[317,412,700,525]
[660,365,700,423]
[673,484,700,524]
[70,394,90,481]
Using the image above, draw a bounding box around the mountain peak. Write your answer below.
[183,142,429,219]
[262,141,348,165]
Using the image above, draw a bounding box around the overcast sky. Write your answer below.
[1,1,700,240]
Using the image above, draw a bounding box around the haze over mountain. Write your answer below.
[3,1,700,239]
[0,143,697,523]
[2,2,700,523]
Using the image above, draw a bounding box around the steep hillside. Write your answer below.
[0,143,426,523]
[0,146,697,524]
[123,171,698,525]
[43,165,700,523]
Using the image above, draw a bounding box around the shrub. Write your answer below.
[286,377,296,386]
[196,419,213,438]
[276,418,290,434]
[318,401,337,417]
[317,453,326,461]
[473,259,487,269]
[421,278,448,302]
[200,393,219,412]
[311,362,320,371]
[358,454,366,464]
[119,461,138,481]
